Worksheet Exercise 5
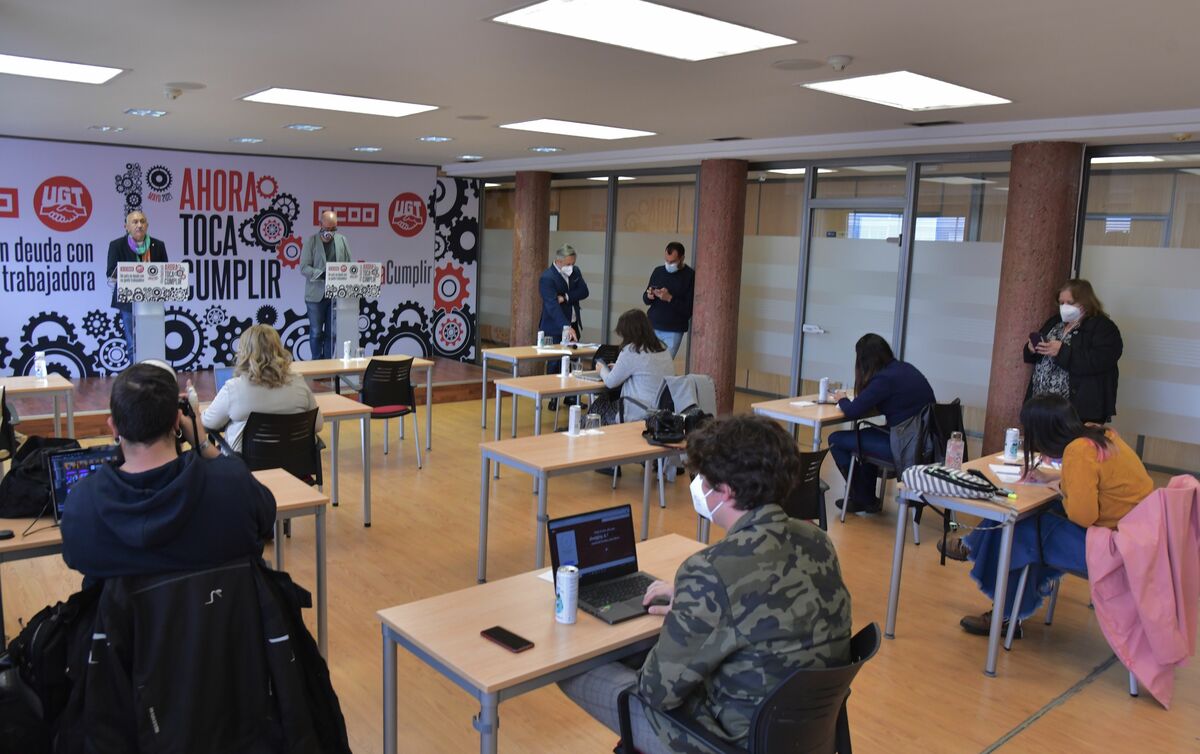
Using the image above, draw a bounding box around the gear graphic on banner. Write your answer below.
[203,305,228,330]
[255,305,279,326]
[388,300,429,332]
[164,306,207,373]
[82,309,117,340]
[211,315,252,365]
[278,308,313,362]
[377,301,431,357]
[357,299,386,347]
[12,337,92,378]
[257,175,279,199]
[271,192,300,221]
[93,337,131,375]
[444,216,478,264]
[22,312,77,345]
[431,305,475,359]
[275,235,303,269]
[0,337,10,371]
[432,262,470,314]
[146,165,172,193]
[433,177,469,223]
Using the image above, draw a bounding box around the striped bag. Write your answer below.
[900,464,1002,499]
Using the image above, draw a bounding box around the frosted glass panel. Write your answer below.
[611,231,689,370]
[1079,245,1200,446]
[549,230,607,344]
[737,236,801,395]
[479,228,513,344]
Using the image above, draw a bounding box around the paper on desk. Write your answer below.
[535,348,571,355]
[988,464,1022,484]
[537,568,554,583]
[790,400,816,407]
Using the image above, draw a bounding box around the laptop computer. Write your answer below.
[547,504,658,624]
[213,365,235,393]
[572,369,602,382]
[47,445,121,524]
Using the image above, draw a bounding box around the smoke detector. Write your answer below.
[827,55,853,72]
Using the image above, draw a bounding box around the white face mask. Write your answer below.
[560,264,574,277]
[690,475,723,521]
[664,262,679,273]
[1059,303,1082,323]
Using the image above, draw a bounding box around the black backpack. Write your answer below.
[0,437,81,519]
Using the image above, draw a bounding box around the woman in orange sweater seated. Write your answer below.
[957,393,1153,637]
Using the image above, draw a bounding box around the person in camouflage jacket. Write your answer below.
[559,415,853,753]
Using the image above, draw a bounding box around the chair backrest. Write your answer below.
[782,448,829,522]
[591,344,621,370]
[928,399,967,464]
[360,357,415,409]
[749,622,882,754]
[0,387,16,458]
[241,408,320,482]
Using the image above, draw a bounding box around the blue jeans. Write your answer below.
[306,300,332,360]
[119,310,136,363]
[828,427,892,506]
[655,329,684,359]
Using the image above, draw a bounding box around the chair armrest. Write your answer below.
[617,687,740,754]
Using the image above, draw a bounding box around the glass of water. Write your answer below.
[584,413,602,434]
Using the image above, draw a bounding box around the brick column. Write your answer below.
[982,142,1084,452]
[510,171,551,357]
[691,159,748,415]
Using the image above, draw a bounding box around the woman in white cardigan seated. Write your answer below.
[202,324,323,453]
[589,309,675,425]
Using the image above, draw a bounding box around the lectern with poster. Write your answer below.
[324,262,381,360]
[115,262,190,363]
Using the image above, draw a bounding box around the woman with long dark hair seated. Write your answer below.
[588,309,675,424]
[957,393,1153,637]
[827,333,935,514]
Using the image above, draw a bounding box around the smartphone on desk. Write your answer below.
[481,626,534,653]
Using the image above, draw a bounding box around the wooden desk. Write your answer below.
[885,455,1060,678]
[292,355,434,452]
[379,533,705,754]
[493,374,608,443]
[0,374,75,438]
[480,345,598,434]
[0,468,331,657]
[751,394,862,451]
[478,422,688,582]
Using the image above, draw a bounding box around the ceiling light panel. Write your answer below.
[1089,156,1163,164]
[766,168,836,175]
[493,0,794,61]
[125,108,168,118]
[0,52,123,84]
[803,71,1010,111]
[921,176,995,185]
[587,176,635,181]
[243,87,437,118]
[502,118,653,140]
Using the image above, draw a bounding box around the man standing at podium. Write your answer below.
[106,210,168,363]
[300,210,351,360]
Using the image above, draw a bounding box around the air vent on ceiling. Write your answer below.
[906,120,963,127]
[710,136,747,141]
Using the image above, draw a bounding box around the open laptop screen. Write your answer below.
[213,366,235,393]
[48,445,121,523]
[547,504,639,585]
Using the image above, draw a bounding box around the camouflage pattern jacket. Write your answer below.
[637,503,852,751]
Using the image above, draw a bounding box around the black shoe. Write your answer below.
[548,398,558,412]
[834,498,882,515]
[960,611,1021,639]
[595,466,622,477]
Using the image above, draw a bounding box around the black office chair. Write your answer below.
[0,387,17,473]
[239,408,324,488]
[360,357,421,468]
[618,623,881,754]
[782,448,831,531]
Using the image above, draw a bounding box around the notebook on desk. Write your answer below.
[572,370,603,382]
[547,504,658,624]
[47,445,121,524]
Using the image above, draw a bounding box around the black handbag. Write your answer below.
[623,398,712,446]
[0,437,81,518]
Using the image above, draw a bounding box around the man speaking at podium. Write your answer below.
[106,210,168,362]
[300,210,351,360]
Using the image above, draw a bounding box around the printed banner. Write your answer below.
[0,137,481,377]
[324,261,382,300]
[115,261,190,303]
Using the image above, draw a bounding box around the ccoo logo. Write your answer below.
[34,176,92,232]
[388,192,427,238]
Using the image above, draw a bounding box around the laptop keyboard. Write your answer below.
[581,574,655,607]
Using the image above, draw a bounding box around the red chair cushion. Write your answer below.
[371,404,412,417]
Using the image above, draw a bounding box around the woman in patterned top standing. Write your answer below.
[1024,279,1123,424]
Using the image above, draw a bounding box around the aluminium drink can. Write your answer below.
[555,565,579,624]
[1004,427,1021,459]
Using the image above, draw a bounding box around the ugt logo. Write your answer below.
[34,176,92,232]
[388,192,427,238]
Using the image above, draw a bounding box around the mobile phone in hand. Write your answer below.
[1029,331,1043,348]
[481,626,534,653]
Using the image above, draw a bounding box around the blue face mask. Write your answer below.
[664,262,679,273]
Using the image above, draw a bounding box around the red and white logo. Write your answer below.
[135,265,145,273]
[312,201,379,227]
[388,192,427,237]
[0,188,17,218]
[34,176,92,231]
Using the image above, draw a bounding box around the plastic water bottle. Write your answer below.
[946,431,965,470]
[560,355,570,378]
[33,351,47,379]
[568,404,581,436]
[818,377,829,403]
[536,330,545,348]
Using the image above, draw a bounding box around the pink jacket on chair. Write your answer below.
[1085,475,1200,708]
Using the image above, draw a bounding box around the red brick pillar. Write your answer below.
[510,171,551,356]
[982,142,1084,452]
[692,159,748,415]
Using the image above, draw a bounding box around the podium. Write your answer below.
[324,262,382,360]
[116,262,191,364]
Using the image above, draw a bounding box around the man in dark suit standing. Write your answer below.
[538,244,589,344]
[106,210,168,363]
[299,210,351,359]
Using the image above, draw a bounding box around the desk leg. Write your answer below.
[66,391,75,439]
[812,423,821,452]
[274,520,285,570]
[658,457,666,508]
[53,395,62,438]
[383,630,397,754]
[362,416,372,527]
[493,385,502,479]
[696,516,710,544]
[478,455,490,583]
[532,399,542,494]
[476,692,500,754]
[641,459,652,540]
[985,521,1016,677]
[330,419,340,507]
[316,505,327,658]
[885,498,910,640]
[425,365,433,451]
[535,475,548,569]
[510,364,518,438]
[481,355,489,428]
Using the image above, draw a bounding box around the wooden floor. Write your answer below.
[4,394,1196,753]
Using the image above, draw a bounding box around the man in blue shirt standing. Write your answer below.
[539,244,589,344]
[643,242,694,359]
